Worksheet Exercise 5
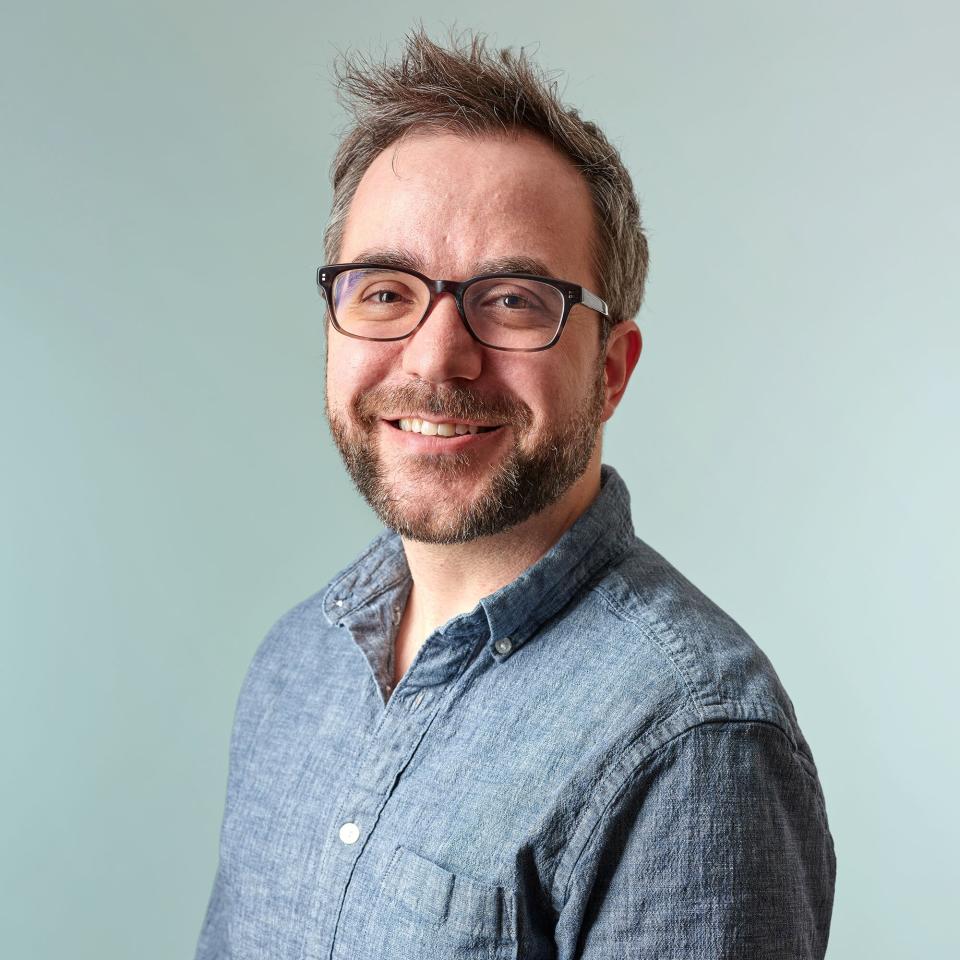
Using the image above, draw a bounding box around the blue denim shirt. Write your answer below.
[196,466,835,959]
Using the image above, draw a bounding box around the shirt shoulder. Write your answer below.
[585,534,815,765]
[545,537,832,912]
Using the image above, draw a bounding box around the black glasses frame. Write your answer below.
[316,262,609,353]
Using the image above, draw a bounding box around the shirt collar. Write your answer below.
[478,464,635,656]
[324,464,635,655]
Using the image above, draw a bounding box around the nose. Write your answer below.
[401,291,483,383]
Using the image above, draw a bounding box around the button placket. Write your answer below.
[324,631,482,959]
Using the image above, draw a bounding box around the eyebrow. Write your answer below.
[347,250,558,280]
[349,249,428,272]
[473,256,557,278]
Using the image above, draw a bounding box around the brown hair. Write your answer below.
[324,29,649,332]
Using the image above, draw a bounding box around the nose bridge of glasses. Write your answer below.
[419,278,471,330]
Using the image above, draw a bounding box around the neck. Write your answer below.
[399,458,602,643]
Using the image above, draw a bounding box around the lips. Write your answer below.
[356,384,532,436]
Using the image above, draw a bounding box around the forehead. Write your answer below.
[339,130,598,285]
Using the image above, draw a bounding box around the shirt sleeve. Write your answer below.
[192,619,292,959]
[194,860,228,959]
[557,720,836,959]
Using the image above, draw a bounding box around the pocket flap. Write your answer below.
[383,846,516,942]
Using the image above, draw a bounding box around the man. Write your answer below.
[196,31,835,960]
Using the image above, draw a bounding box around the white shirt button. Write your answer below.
[494,636,513,655]
[413,691,425,708]
[338,821,360,845]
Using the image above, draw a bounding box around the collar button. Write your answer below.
[494,636,514,656]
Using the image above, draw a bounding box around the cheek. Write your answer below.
[326,339,398,409]
[497,357,585,428]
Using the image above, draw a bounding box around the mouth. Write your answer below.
[387,416,502,438]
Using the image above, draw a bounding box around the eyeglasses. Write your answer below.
[316,262,609,352]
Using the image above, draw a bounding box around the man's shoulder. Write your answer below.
[583,535,806,747]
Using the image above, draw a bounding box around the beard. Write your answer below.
[326,365,605,545]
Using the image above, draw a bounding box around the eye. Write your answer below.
[368,288,404,303]
[479,286,546,311]
[499,293,528,309]
[357,283,416,305]
[463,277,562,336]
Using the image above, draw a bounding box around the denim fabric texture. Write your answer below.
[196,465,836,959]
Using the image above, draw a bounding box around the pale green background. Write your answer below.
[2,1,956,956]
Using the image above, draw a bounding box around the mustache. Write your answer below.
[354,383,533,428]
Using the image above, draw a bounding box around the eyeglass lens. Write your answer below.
[330,268,565,349]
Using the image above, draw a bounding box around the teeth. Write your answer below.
[397,418,491,436]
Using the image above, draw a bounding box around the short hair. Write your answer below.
[324,29,649,333]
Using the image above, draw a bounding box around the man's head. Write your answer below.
[322,31,647,544]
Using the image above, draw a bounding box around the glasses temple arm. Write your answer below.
[580,288,609,317]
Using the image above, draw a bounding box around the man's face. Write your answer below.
[325,130,622,544]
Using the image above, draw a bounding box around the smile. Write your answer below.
[390,417,500,437]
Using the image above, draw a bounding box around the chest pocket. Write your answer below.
[380,845,518,959]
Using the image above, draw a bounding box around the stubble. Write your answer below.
[326,363,605,545]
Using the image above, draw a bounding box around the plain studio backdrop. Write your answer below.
[2,2,956,957]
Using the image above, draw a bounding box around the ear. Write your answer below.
[600,320,642,422]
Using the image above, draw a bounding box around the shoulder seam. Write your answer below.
[592,579,709,720]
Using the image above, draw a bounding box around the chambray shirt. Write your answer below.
[196,466,835,959]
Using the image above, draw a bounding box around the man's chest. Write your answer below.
[217,603,655,960]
